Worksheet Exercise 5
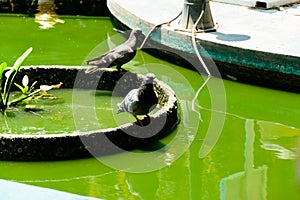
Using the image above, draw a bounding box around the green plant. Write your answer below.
[14,75,37,95]
[0,47,61,112]
[0,47,33,111]
[9,76,41,108]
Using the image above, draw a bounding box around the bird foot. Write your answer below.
[145,115,151,125]
[134,115,151,127]
[134,116,144,126]
[118,68,128,74]
[135,115,151,127]
[135,118,144,126]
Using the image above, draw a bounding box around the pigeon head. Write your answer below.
[127,28,144,49]
[131,28,143,37]
[144,73,156,84]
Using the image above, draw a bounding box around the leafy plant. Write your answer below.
[0,47,33,111]
[0,47,62,112]
[14,75,37,95]
[0,62,7,109]
[9,75,41,108]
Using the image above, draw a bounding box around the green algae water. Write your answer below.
[0,14,300,200]
[2,89,122,134]
[0,14,115,66]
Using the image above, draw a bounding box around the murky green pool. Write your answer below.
[2,89,123,134]
[0,14,300,199]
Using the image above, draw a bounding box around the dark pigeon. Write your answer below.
[85,28,143,73]
[117,73,158,126]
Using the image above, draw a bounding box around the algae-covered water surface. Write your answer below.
[2,89,122,134]
[0,14,300,199]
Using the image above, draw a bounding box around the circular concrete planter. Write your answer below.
[0,66,178,161]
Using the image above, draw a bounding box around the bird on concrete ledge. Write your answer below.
[117,73,158,126]
[85,28,143,74]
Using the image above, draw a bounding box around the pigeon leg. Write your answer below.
[116,65,127,74]
[145,114,151,125]
[134,115,144,126]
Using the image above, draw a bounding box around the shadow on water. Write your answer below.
[94,90,113,96]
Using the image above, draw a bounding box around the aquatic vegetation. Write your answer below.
[0,47,33,111]
[14,75,37,95]
[0,47,61,112]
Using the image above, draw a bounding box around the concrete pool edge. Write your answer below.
[0,66,179,161]
[107,0,300,93]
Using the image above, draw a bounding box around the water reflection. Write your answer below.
[220,119,268,200]
[261,142,297,160]
[257,120,299,160]
[35,0,64,29]
[219,117,300,199]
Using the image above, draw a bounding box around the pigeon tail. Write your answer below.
[85,66,100,74]
[117,103,124,114]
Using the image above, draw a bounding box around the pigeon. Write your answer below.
[85,28,143,73]
[117,73,158,126]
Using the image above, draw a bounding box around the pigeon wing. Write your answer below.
[86,48,117,67]
[118,89,139,114]
[86,43,134,67]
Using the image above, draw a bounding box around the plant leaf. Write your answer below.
[14,83,24,92]
[23,85,29,94]
[0,62,7,107]
[12,47,33,72]
[0,62,7,77]
[31,81,37,88]
[29,81,37,93]
[3,47,33,107]
[22,75,29,87]
[0,62,7,88]
[15,83,28,94]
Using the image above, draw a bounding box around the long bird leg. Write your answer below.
[134,115,144,126]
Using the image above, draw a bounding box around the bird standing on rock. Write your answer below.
[117,73,158,126]
[85,28,143,73]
